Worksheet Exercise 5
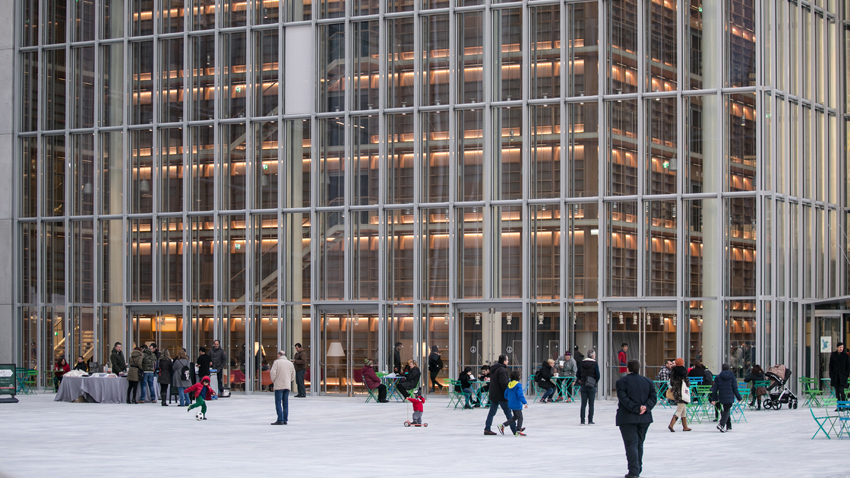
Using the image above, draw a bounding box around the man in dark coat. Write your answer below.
[616,360,656,478]
[484,355,516,436]
[393,342,403,374]
[710,363,742,432]
[829,342,850,407]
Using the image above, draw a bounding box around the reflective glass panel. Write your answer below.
[607,99,638,196]
[221,33,248,119]
[493,9,522,102]
[607,201,638,297]
[160,128,184,212]
[160,38,184,124]
[386,113,412,205]
[493,106,522,200]
[458,108,484,202]
[531,5,559,100]
[130,218,153,301]
[319,117,345,207]
[254,30,279,117]
[72,47,95,129]
[130,129,153,214]
[458,12,483,104]
[456,206,483,299]
[421,111,450,203]
[220,123,247,211]
[387,17,415,109]
[190,35,215,121]
[423,15,450,107]
[43,135,66,217]
[531,105,560,199]
[70,134,95,216]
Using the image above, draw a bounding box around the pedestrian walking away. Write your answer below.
[710,363,742,433]
[157,349,174,406]
[270,351,296,425]
[667,358,691,432]
[616,360,656,478]
[172,349,192,406]
[293,343,309,397]
[576,350,600,425]
[209,340,226,396]
[484,355,516,436]
[428,345,444,393]
[185,376,216,419]
[501,371,528,436]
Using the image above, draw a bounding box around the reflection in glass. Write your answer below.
[189,216,214,302]
[421,111,450,203]
[458,12,483,104]
[160,217,184,302]
[21,137,38,217]
[422,15,449,106]
[386,113,412,204]
[130,0,153,36]
[131,41,154,125]
[645,200,677,296]
[130,218,153,301]
[72,47,95,129]
[568,1,599,97]
[44,49,66,130]
[607,201,638,297]
[387,210,413,301]
[130,129,153,214]
[254,122,279,210]
[189,125,215,211]
[255,30,279,117]
[608,100,638,196]
[458,109,483,201]
[531,5,559,100]
[221,33,247,119]
[646,98,677,195]
[608,0,638,95]
[727,93,756,192]
[190,35,215,121]
[387,17,415,109]
[353,21,379,111]
[252,215,278,302]
[220,215,247,302]
[160,0,184,34]
[531,105,560,199]
[531,205,560,299]
[318,211,345,300]
[421,208,449,300]
[320,24,345,112]
[160,38,184,124]
[160,128,183,212]
[319,117,345,207]
[494,106,522,200]
[71,134,95,216]
[220,123,247,211]
[493,9,522,102]
[727,197,756,297]
[457,207,483,299]
[44,135,66,217]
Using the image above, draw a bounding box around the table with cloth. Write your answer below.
[55,376,160,403]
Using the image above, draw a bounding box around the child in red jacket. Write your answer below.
[185,376,216,419]
[406,391,425,425]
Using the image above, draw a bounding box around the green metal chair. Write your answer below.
[810,407,839,439]
[800,377,823,407]
[748,380,770,409]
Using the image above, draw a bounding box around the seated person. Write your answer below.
[53,358,70,390]
[457,367,476,409]
[261,360,270,372]
[556,352,578,402]
[744,364,766,409]
[395,359,421,399]
[478,365,491,395]
[535,359,557,403]
[688,362,706,379]
[360,359,388,403]
[73,356,89,372]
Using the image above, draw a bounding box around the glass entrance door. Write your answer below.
[607,307,676,389]
[814,314,841,385]
[460,308,523,377]
[320,309,379,396]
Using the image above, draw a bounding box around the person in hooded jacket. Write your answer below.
[576,350,600,425]
[172,349,192,406]
[484,355,516,435]
[157,349,173,406]
[186,376,216,419]
[829,342,850,407]
[361,359,388,403]
[535,359,557,403]
[710,363,742,432]
[667,358,691,432]
[500,370,528,436]
[127,346,143,404]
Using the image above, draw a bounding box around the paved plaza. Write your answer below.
[0,393,847,477]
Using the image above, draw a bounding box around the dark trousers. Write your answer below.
[580,385,596,422]
[619,423,649,477]
[376,384,387,401]
[429,371,442,390]
[127,381,138,403]
[485,400,516,433]
[159,383,169,403]
[836,386,847,404]
[215,369,224,395]
[719,403,733,429]
[396,383,413,398]
[295,369,306,396]
[504,409,523,431]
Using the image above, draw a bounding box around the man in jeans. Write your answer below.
[140,344,158,403]
[483,355,516,436]
[293,343,308,397]
[270,351,296,425]
[209,340,227,395]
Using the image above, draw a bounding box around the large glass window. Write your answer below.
[727,197,756,297]
[607,201,638,297]
[190,35,215,121]
[531,105,560,199]
[456,207,483,299]
[567,203,598,300]
[353,210,380,300]
[220,215,247,302]
[645,200,676,296]
[160,217,184,302]
[130,129,153,214]
[421,111,450,203]
[493,8,522,102]
[252,215,279,302]
[160,38,184,124]
[318,211,345,300]
[220,123,247,211]
[421,208,449,300]
[457,108,484,201]
[458,12,483,104]
[646,98,677,195]
[20,137,38,218]
[43,135,65,217]
[387,17,415,109]
[71,47,95,129]
[353,115,380,206]
[353,21,379,111]
[608,0,638,95]
[319,117,345,208]
[531,5,559,100]
[21,51,38,132]
[189,216,215,302]
[131,42,154,125]
[70,134,95,217]
[531,205,559,300]
[320,24,345,112]
[100,43,123,127]
[221,33,247,119]
[422,15,449,107]
[493,106,522,200]
[386,210,413,301]
[129,218,153,302]
[44,49,66,131]
[160,128,184,212]
[188,125,215,211]
[254,122,279,210]
[608,100,638,196]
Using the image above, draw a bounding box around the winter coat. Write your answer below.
[618,350,628,373]
[488,362,510,403]
[406,395,425,412]
[710,369,742,405]
[53,363,70,378]
[73,362,88,372]
[361,365,381,390]
[428,352,443,373]
[141,349,156,372]
[615,372,656,426]
[127,350,143,381]
[458,371,473,390]
[400,366,421,390]
[536,362,555,389]
[196,353,212,379]
[110,349,126,374]
[829,351,850,388]
[669,366,690,404]
[209,346,226,370]
[172,358,191,388]
[158,358,173,385]
[560,357,578,376]
[504,380,527,410]
[293,350,308,371]
[744,371,765,383]
[270,356,296,391]
[577,358,600,387]
[185,377,215,400]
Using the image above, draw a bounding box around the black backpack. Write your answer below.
[180,361,190,382]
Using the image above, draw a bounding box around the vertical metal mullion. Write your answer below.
[482,5,492,299]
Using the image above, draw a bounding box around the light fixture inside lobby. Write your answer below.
[619,313,624,325]
[444,315,448,325]
[537,313,544,325]
[475,314,481,325]
[632,313,638,325]
[506,314,512,325]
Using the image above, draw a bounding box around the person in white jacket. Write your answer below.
[270,351,296,425]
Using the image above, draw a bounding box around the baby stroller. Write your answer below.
[762,364,798,410]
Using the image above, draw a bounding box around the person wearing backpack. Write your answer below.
[140,344,158,403]
[576,350,600,425]
[172,349,192,406]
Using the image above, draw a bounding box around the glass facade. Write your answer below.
[9,0,850,395]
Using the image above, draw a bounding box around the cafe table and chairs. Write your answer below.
[377,373,404,402]
[653,381,670,408]
[800,377,823,407]
[550,375,575,403]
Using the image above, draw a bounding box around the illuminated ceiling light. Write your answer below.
[506,314,512,326]
[475,314,481,325]
[444,315,449,325]
[619,313,624,325]
[632,313,638,325]
[538,313,544,326]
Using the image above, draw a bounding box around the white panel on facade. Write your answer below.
[285,26,315,115]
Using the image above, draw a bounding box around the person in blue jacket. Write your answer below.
[499,370,529,436]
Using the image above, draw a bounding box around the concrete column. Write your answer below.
[0,0,15,363]
[106,6,125,352]
[699,1,724,373]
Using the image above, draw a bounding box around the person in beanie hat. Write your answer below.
[361,359,389,403]
[185,376,216,419]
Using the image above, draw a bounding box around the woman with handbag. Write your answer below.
[744,364,766,410]
[667,358,692,432]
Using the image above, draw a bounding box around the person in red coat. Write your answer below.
[618,344,629,377]
[185,376,216,419]
[406,392,425,425]
[361,359,388,403]
[53,358,71,391]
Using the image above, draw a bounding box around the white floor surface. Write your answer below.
[1,392,848,478]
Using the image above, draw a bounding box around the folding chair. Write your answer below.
[810,407,838,439]
[730,387,750,423]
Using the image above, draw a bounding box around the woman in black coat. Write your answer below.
[157,349,173,407]
[829,343,850,405]
[396,359,421,399]
[744,364,766,409]
[535,360,557,403]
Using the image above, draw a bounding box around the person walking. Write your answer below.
[110,342,126,375]
[667,358,691,432]
[829,342,850,408]
[618,343,629,378]
[710,363,742,433]
[270,351,296,425]
[484,355,516,436]
[127,346,143,404]
[616,360,657,478]
[158,349,173,406]
[172,349,192,406]
[428,346,444,393]
[209,340,226,396]
[140,344,158,403]
[576,349,600,425]
[293,343,308,397]
[535,359,557,403]
[501,370,528,436]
